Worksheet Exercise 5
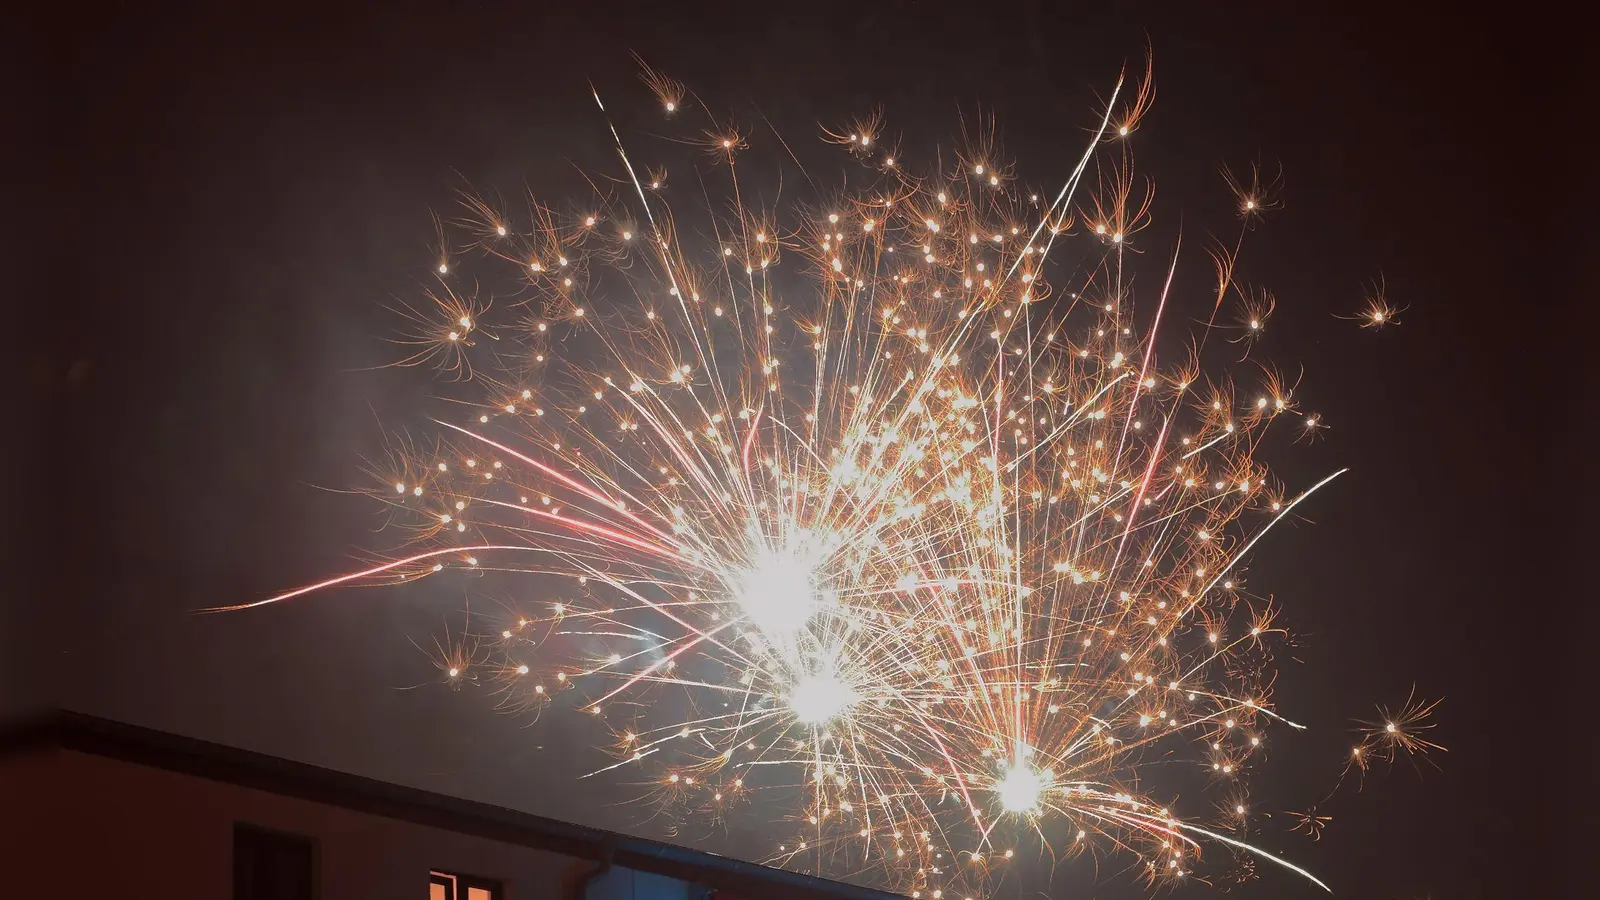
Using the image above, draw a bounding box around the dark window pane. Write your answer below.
[234,824,315,900]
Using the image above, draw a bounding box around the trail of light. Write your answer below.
[1006,74,1125,283]
[1184,468,1349,617]
[742,405,764,473]
[210,545,531,611]
[1174,820,1333,892]
[587,617,745,708]
[436,420,677,543]
[1181,429,1233,459]
[478,499,684,563]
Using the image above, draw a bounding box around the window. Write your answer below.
[234,824,316,900]
[430,871,502,900]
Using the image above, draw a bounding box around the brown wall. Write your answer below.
[8,747,600,899]
[1,748,65,887]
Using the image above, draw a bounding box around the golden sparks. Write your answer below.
[240,60,1437,900]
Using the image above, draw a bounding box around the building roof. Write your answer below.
[2,710,904,900]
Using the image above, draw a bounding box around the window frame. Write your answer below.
[430,870,504,900]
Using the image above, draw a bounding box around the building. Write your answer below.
[2,711,905,900]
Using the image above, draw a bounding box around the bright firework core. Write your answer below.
[736,548,823,634]
[788,671,859,725]
[995,763,1050,814]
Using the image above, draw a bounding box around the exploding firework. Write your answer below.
[235,62,1437,897]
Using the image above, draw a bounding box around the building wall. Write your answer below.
[10,747,703,900]
[1,747,63,892]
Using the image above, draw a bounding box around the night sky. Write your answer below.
[22,2,1588,897]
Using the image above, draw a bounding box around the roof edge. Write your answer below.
[2,709,902,900]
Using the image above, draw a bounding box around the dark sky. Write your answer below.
[22,2,1589,897]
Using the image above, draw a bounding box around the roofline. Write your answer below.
[2,709,903,900]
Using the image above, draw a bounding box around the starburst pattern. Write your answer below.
[234,62,1439,898]
[1287,807,1333,841]
[1347,689,1445,781]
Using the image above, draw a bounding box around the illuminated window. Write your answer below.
[234,824,315,900]
[430,871,502,900]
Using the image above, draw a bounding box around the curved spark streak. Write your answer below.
[1175,821,1333,892]
[211,545,532,611]
[1187,467,1350,614]
[437,420,674,542]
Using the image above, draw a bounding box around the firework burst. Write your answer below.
[234,62,1438,897]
